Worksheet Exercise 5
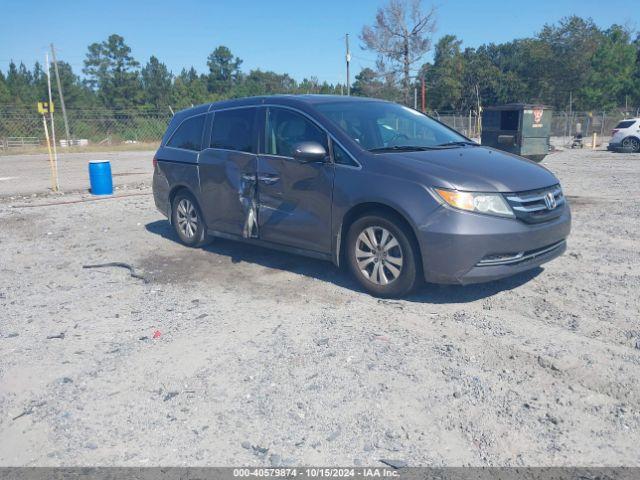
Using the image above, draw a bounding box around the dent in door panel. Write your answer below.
[240,171,259,238]
[198,150,258,236]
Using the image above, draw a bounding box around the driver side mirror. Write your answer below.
[292,141,327,162]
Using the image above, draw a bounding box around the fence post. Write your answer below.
[568,113,573,143]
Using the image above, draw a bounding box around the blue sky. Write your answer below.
[1,0,636,83]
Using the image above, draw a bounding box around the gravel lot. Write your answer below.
[0,149,639,467]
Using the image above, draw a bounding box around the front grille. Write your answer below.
[476,240,566,267]
[504,185,565,224]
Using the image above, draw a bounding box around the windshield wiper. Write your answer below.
[368,145,437,152]
[435,140,479,147]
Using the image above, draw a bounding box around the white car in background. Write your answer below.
[608,118,640,152]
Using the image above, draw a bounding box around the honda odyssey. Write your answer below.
[153,95,571,297]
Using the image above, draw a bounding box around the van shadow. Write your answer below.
[145,220,542,304]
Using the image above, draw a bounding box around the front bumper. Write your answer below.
[417,204,571,285]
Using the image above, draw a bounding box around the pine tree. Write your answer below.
[83,34,141,109]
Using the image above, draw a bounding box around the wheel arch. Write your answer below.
[337,202,423,269]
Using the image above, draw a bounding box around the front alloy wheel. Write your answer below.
[347,214,420,298]
[356,226,403,285]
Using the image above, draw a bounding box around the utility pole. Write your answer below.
[45,53,59,191]
[625,95,628,114]
[421,75,426,113]
[568,91,573,141]
[50,44,71,144]
[345,34,351,96]
[568,91,572,116]
[475,84,482,138]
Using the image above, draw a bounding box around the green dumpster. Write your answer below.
[481,104,552,162]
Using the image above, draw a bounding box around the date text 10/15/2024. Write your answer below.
[233,468,400,477]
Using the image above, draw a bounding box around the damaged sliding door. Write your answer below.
[198,107,259,238]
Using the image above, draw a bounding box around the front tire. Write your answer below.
[346,214,420,298]
[171,191,210,247]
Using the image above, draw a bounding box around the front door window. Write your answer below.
[264,108,328,157]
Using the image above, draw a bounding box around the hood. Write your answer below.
[373,146,559,193]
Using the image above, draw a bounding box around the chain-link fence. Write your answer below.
[434,110,632,146]
[0,106,634,150]
[433,112,482,139]
[0,108,172,149]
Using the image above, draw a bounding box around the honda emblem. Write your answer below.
[544,192,557,210]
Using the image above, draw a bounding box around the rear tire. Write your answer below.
[171,191,210,247]
[346,213,420,298]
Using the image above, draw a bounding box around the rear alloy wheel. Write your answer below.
[621,137,640,153]
[171,191,210,247]
[347,214,420,298]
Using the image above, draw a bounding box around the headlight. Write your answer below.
[432,188,514,218]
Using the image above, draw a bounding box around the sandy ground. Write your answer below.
[0,149,639,467]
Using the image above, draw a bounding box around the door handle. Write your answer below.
[240,173,255,182]
[258,174,280,185]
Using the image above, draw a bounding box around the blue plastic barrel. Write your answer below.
[88,160,113,195]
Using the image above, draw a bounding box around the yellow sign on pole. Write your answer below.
[37,101,54,114]
[37,100,59,191]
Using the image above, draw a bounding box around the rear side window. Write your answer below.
[615,120,635,129]
[167,114,205,151]
[210,108,256,153]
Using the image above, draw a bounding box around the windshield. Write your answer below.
[315,100,469,151]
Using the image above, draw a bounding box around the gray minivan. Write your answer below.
[153,95,571,297]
